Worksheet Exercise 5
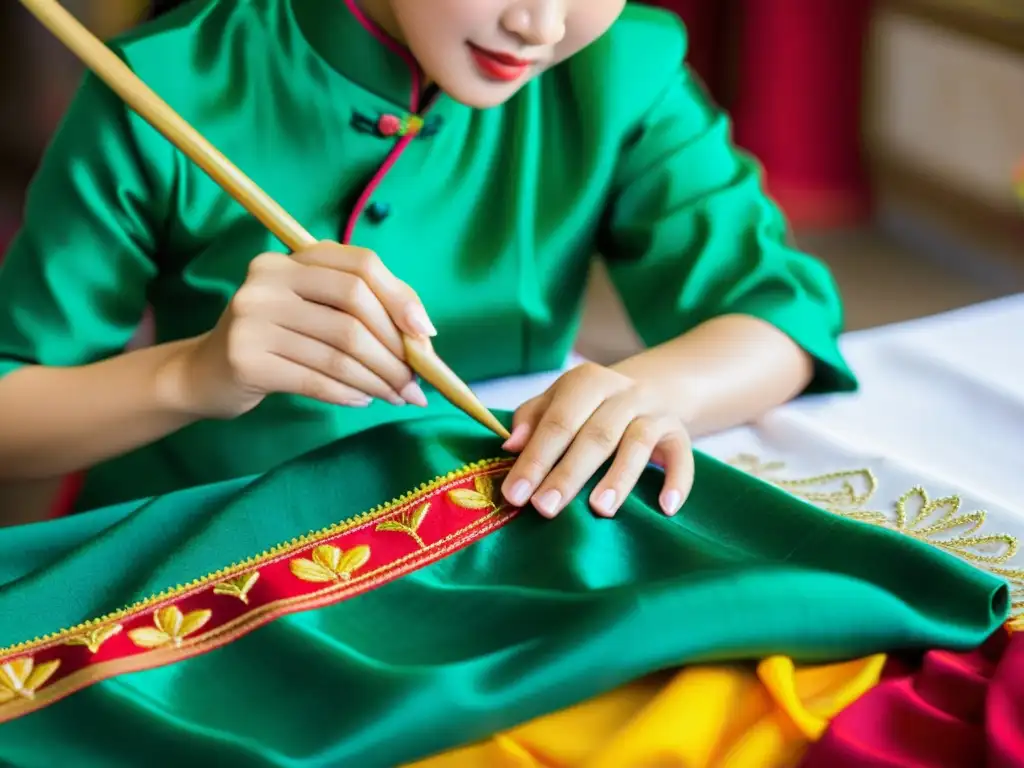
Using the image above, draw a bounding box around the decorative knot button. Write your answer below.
[377,114,424,138]
[366,201,391,223]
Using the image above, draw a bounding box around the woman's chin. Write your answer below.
[434,76,530,110]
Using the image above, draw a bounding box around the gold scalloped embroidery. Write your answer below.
[732,454,1024,626]
[0,458,512,659]
[730,455,885,523]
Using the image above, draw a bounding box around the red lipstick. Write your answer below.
[468,43,534,83]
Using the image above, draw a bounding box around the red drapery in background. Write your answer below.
[640,0,726,92]
[643,0,874,230]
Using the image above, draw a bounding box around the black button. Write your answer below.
[366,201,391,223]
[421,115,444,138]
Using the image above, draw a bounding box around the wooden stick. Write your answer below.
[18,0,511,441]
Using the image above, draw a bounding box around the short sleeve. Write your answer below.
[0,72,161,380]
[597,50,856,394]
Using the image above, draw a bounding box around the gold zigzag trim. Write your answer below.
[0,458,513,659]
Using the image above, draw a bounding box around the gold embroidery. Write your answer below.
[376,502,430,549]
[995,566,1024,632]
[731,455,1024,625]
[64,624,123,654]
[732,455,885,524]
[894,488,1018,564]
[448,473,506,513]
[128,606,213,650]
[213,572,260,604]
[0,658,61,704]
[290,545,371,584]
[0,458,512,659]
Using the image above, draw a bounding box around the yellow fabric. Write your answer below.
[406,654,886,768]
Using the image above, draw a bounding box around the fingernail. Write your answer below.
[660,489,682,516]
[505,479,532,506]
[593,489,617,517]
[343,398,373,408]
[502,423,530,450]
[406,304,437,337]
[400,381,428,407]
[533,489,562,518]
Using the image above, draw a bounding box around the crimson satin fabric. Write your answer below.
[989,631,1024,767]
[800,628,1024,768]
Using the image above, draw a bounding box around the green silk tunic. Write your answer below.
[0,0,855,511]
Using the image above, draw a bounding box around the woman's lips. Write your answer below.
[468,43,535,82]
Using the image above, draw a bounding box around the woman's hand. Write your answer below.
[177,241,433,419]
[500,363,694,519]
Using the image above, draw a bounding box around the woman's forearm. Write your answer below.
[0,338,202,481]
[611,314,814,437]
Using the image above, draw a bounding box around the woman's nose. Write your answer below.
[501,0,567,47]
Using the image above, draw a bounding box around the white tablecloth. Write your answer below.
[473,295,1024,627]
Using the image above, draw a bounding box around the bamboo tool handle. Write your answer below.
[19,0,510,441]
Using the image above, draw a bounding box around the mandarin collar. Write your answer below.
[292,0,423,109]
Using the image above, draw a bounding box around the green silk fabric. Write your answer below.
[0,0,854,511]
[0,412,1007,767]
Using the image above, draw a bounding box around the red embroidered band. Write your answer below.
[0,459,517,723]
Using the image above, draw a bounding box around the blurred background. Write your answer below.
[1,0,1023,362]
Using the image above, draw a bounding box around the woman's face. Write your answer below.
[362,0,627,108]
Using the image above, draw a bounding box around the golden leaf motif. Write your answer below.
[0,657,61,704]
[289,544,371,584]
[64,624,123,654]
[128,605,213,649]
[448,472,506,512]
[474,474,494,501]
[447,488,493,510]
[376,502,430,548]
[213,571,260,604]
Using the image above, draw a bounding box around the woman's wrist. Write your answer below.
[608,315,814,436]
[152,335,215,420]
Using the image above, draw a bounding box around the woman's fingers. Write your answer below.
[528,397,635,518]
[264,325,406,406]
[274,298,426,405]
[295,243,437,343]
[502,396,546,453]
[652,434,695,516]
[501,385,607,509]
[585,416,664,517]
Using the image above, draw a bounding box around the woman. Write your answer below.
[0,1,1008,764]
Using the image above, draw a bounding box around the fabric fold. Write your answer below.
[405,654,887,767]
[0,413,1008,767]
[799,628,1024,767]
